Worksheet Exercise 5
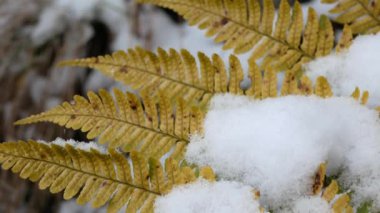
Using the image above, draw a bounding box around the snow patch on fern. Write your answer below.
[154,180,262,213]
[38,137,107,154]
[186,94,380,210]
[305,33,380,106]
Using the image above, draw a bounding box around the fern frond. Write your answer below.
[0,140,210,212]
[59,48,245,102]
[310,164,353,212]
[324,181,353,212]
[15,89,203,159]
[323,180,339,202]
[139,0,343,70]
[314,76,333,98]
[299,75,314,95]
[324,0,380,34]
[361,90,369,105]
[281,69,299,96]
[312,163,326,195]
[336,25,353,52]
[350,87,370,105]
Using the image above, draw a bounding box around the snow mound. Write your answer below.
[305,34,380,106]
[154,180,262,213]
[288,196,330,213]
[186,94,380,210]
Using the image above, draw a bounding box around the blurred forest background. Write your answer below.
[0,0,324,212]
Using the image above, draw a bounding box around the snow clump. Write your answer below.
[154,180,263,213]
[305,34,380,106]
[186,94,380,210]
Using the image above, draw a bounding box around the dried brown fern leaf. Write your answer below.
[15,89,203,160]
[323,0,380,34]
[138,0,351,71]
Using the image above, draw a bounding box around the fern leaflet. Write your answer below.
[323,0,380,34]
[0,140,213,212]
[60,48,245,102]
[15,89,203,159]
[138,0,352,70]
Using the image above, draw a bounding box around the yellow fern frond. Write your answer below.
[322,180,353,213]
[361,90,369,105]
[0,140,205,212]
[310,164,354,212]
[245,68,334,99]
[313,163,326,195]
[315,76,333,98]
[59,48,245,101]
[332,194,351,213]
[323,180,339,202]
[324,0,380,34]
[316,15,335,57]
[299,75,314,95]
[15,89,203,159]
[139,0,344,71]
[199,166,216,182]
[246,59,263,98]
[336,25,353,52]
[281,69,299,96]
[351,87,370,105]
[351,87,361,100]
[262,69,278,98]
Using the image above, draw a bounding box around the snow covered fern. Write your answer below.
[1,0,380,212]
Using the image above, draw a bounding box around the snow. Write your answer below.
[59,200,107,213]
[50,138,107,154]
[287,196,330,213]
[305,34,380,107]
[303,0,338,22]
[55,0,100,21]
[31,5,67,46]
[186,94,380,210]
[31,0,126,48]
[154,180,263,213]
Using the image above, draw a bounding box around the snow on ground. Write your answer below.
[154,180,262,213]
[186,94,380,210]
[305,33,380,107]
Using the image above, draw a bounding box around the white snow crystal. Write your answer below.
[305,33,380,106]
[154,180,262,213]
[186,94,380,210]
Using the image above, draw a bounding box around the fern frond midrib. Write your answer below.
[354,0,380,24]
[153,0,314,59]
[0,151,162,196]
[77,61,211,94]
[30,112,189,143]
